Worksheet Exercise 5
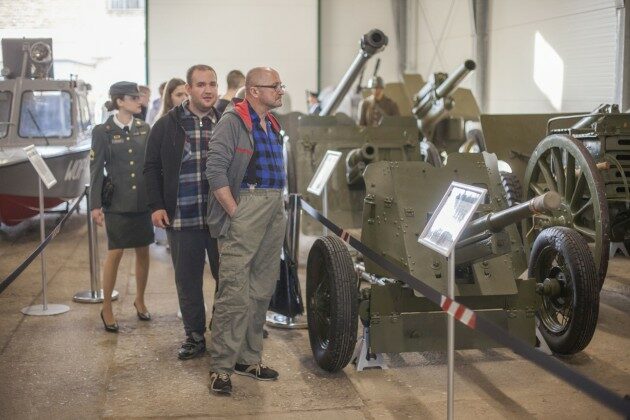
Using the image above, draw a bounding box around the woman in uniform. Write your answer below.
[90,81,154,332]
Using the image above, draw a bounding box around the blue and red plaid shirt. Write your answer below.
[172,100,218,230]
[240,102,285,189]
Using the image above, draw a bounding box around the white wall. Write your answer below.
[486,0,618,113]
[146,0,620,115]
[415,0,475,90]
[0,0,145,122]
[148,0,317,113]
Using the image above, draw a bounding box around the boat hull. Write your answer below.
[0,148,90,225]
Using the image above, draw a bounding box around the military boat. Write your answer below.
[0,38,92,225]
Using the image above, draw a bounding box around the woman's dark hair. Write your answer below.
[156,77,186,120]
[106,94,125,111]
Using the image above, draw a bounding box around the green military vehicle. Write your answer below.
[303,152,600,372]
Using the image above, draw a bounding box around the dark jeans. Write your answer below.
[167,228,219,337]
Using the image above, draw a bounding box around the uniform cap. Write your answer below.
[109,81,140,97]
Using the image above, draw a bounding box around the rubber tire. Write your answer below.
[528,227,599,354]
[306,236,358,372]
[500,171,522,207]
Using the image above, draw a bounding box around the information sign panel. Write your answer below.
[23,145,57,189]
[418,182,487,257]
[307,150,342,196]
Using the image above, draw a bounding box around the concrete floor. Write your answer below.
[0,208,629,419]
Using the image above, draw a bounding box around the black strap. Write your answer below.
[0,192,86,294]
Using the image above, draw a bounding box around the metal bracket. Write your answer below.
[352,326,388,371]
[610,241,630,258]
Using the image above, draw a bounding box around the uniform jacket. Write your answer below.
[358,95,400,126]
[89,115,151,213]
[205,98,282,238]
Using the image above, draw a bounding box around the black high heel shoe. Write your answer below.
[100,310,119,332]
[134,301,151,321]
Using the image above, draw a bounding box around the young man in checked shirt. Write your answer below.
[144,64,221,359]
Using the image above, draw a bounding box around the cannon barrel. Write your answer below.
[346,143,376,185]
[435,59,476,98]
[571,104,610,130]
[319,29,388,116]
[413,60,476,120]
[461,191,561,240]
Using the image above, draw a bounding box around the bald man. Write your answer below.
[205,67,286,395]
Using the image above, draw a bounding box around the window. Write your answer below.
[108,0,144,10]
[19,91,72,138]
[77,93,92,131]
[0,91,11,138]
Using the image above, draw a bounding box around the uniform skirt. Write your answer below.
[104,211,154,250]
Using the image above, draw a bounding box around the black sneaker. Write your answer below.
[209,372,232,395]
[234,363,279,381]
[178,333,206,360]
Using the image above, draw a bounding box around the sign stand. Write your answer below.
[418,182,487,420]
[73,185,119,303]
[21,146,69,316]
[306,150,343,236]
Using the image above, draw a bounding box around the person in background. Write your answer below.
[153,77,188,248]
[134,85,151,121]
[358,76,399,126]
[144,64,221,360]
[147,81,167,125]
[155,78,187,121]
[90,81,153,332]
[206,67,286,395]
[215,70,245,114]
[306,90,321,115]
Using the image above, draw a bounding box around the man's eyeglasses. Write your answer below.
[255,83,286,92]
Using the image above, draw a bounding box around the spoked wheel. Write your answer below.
[306,236,358,372]
[523,134,610,288]
[529,227,599,354]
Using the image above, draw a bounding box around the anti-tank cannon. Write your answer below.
[413,59,476,133]
[305,152,600,372]
[410,60,478,166]
[277,29,421,236]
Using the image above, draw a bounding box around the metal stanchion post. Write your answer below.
[447,254,455,420]
[21,179,70,316]
[73,185,119,303]
[290,193,301,265]
[322,185,328,236]
[266,193,306,329]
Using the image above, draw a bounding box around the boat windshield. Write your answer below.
[0,91,11,138]
[19,90,72,139]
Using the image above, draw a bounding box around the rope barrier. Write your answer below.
[0,191,86,295]
[299,196,630,416]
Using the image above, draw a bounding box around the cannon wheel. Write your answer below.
[306,236,358,372]
[522,134,610,288]
[529,227,599,354]
[500,171,522,207]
